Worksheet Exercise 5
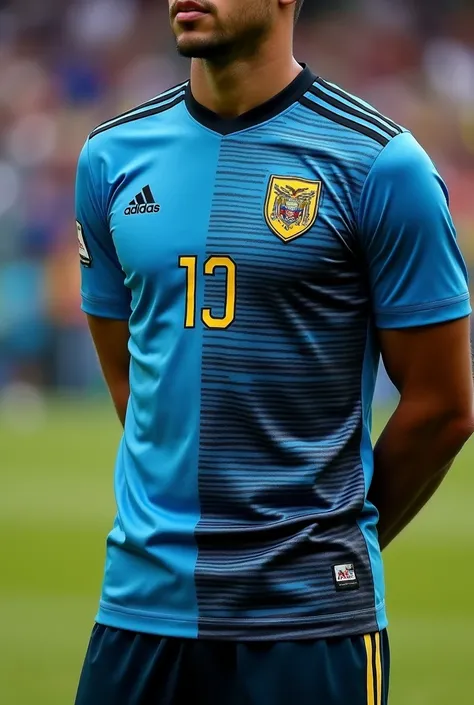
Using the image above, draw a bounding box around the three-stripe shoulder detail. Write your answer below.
[300,78,402,147]
[89,81,188,140]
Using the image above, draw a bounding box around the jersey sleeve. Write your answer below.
[75,138,131,319]
[357,131,471,329]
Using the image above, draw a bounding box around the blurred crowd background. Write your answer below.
[0,0,473,394]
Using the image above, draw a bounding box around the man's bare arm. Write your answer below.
[369,317,474,550]
[87,315,130,427]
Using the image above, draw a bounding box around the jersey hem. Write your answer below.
[96,600,387,641]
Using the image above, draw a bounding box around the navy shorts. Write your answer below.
[75,624,390,705]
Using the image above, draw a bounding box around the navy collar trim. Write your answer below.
[185,64,316,135]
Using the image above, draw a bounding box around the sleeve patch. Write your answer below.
[76,221,92,267]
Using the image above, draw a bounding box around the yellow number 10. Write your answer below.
[178,255,236,329]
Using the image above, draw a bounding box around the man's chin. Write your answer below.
[176,37,231,60]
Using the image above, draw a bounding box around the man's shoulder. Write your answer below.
[296,75,406,159]
[87,80,189,146]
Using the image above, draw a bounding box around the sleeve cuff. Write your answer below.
[375,293,471,329]
[81,294,130,320]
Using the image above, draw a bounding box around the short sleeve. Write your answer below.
[357,132,471,329]
[75,138,131,319]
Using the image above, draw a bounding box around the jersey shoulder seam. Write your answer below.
[299,77,404,149]
[85,137,109,229]
[89,80,188,140]
[355,130,411,227]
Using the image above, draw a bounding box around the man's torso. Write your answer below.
[80,68,399,639]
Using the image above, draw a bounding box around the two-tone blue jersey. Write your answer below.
[75,65,470,640]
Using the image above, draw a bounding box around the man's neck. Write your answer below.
[189,49,302,119]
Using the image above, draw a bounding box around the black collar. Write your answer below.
[185,64,316,135]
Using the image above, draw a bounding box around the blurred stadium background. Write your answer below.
[1,0,473,703]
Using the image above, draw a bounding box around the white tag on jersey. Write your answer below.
[76,221,92,267]
[333,563,359,591]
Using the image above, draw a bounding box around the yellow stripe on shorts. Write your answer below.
[364,634,375,705]
[364,632,383,705]
[374,632,382,705]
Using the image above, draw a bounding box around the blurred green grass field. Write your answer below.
[1,398,473,705]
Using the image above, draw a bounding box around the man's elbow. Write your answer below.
[447,410,474,446]
[404,393,474,447]
[436,397,474,448]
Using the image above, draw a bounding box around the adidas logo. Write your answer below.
[124,185,161,215]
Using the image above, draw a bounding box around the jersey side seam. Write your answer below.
[356,319,382,632]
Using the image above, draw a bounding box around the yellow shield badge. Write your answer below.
[265,176,322,242]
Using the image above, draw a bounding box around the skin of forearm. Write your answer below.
[108,379,130,427]
[374,464,450,550]
[369,399,473,550]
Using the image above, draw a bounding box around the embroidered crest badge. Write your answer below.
[264,176,321,242]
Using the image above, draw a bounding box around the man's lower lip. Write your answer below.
[176,11,208,22]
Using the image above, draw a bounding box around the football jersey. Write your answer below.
[75,65,470,640]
